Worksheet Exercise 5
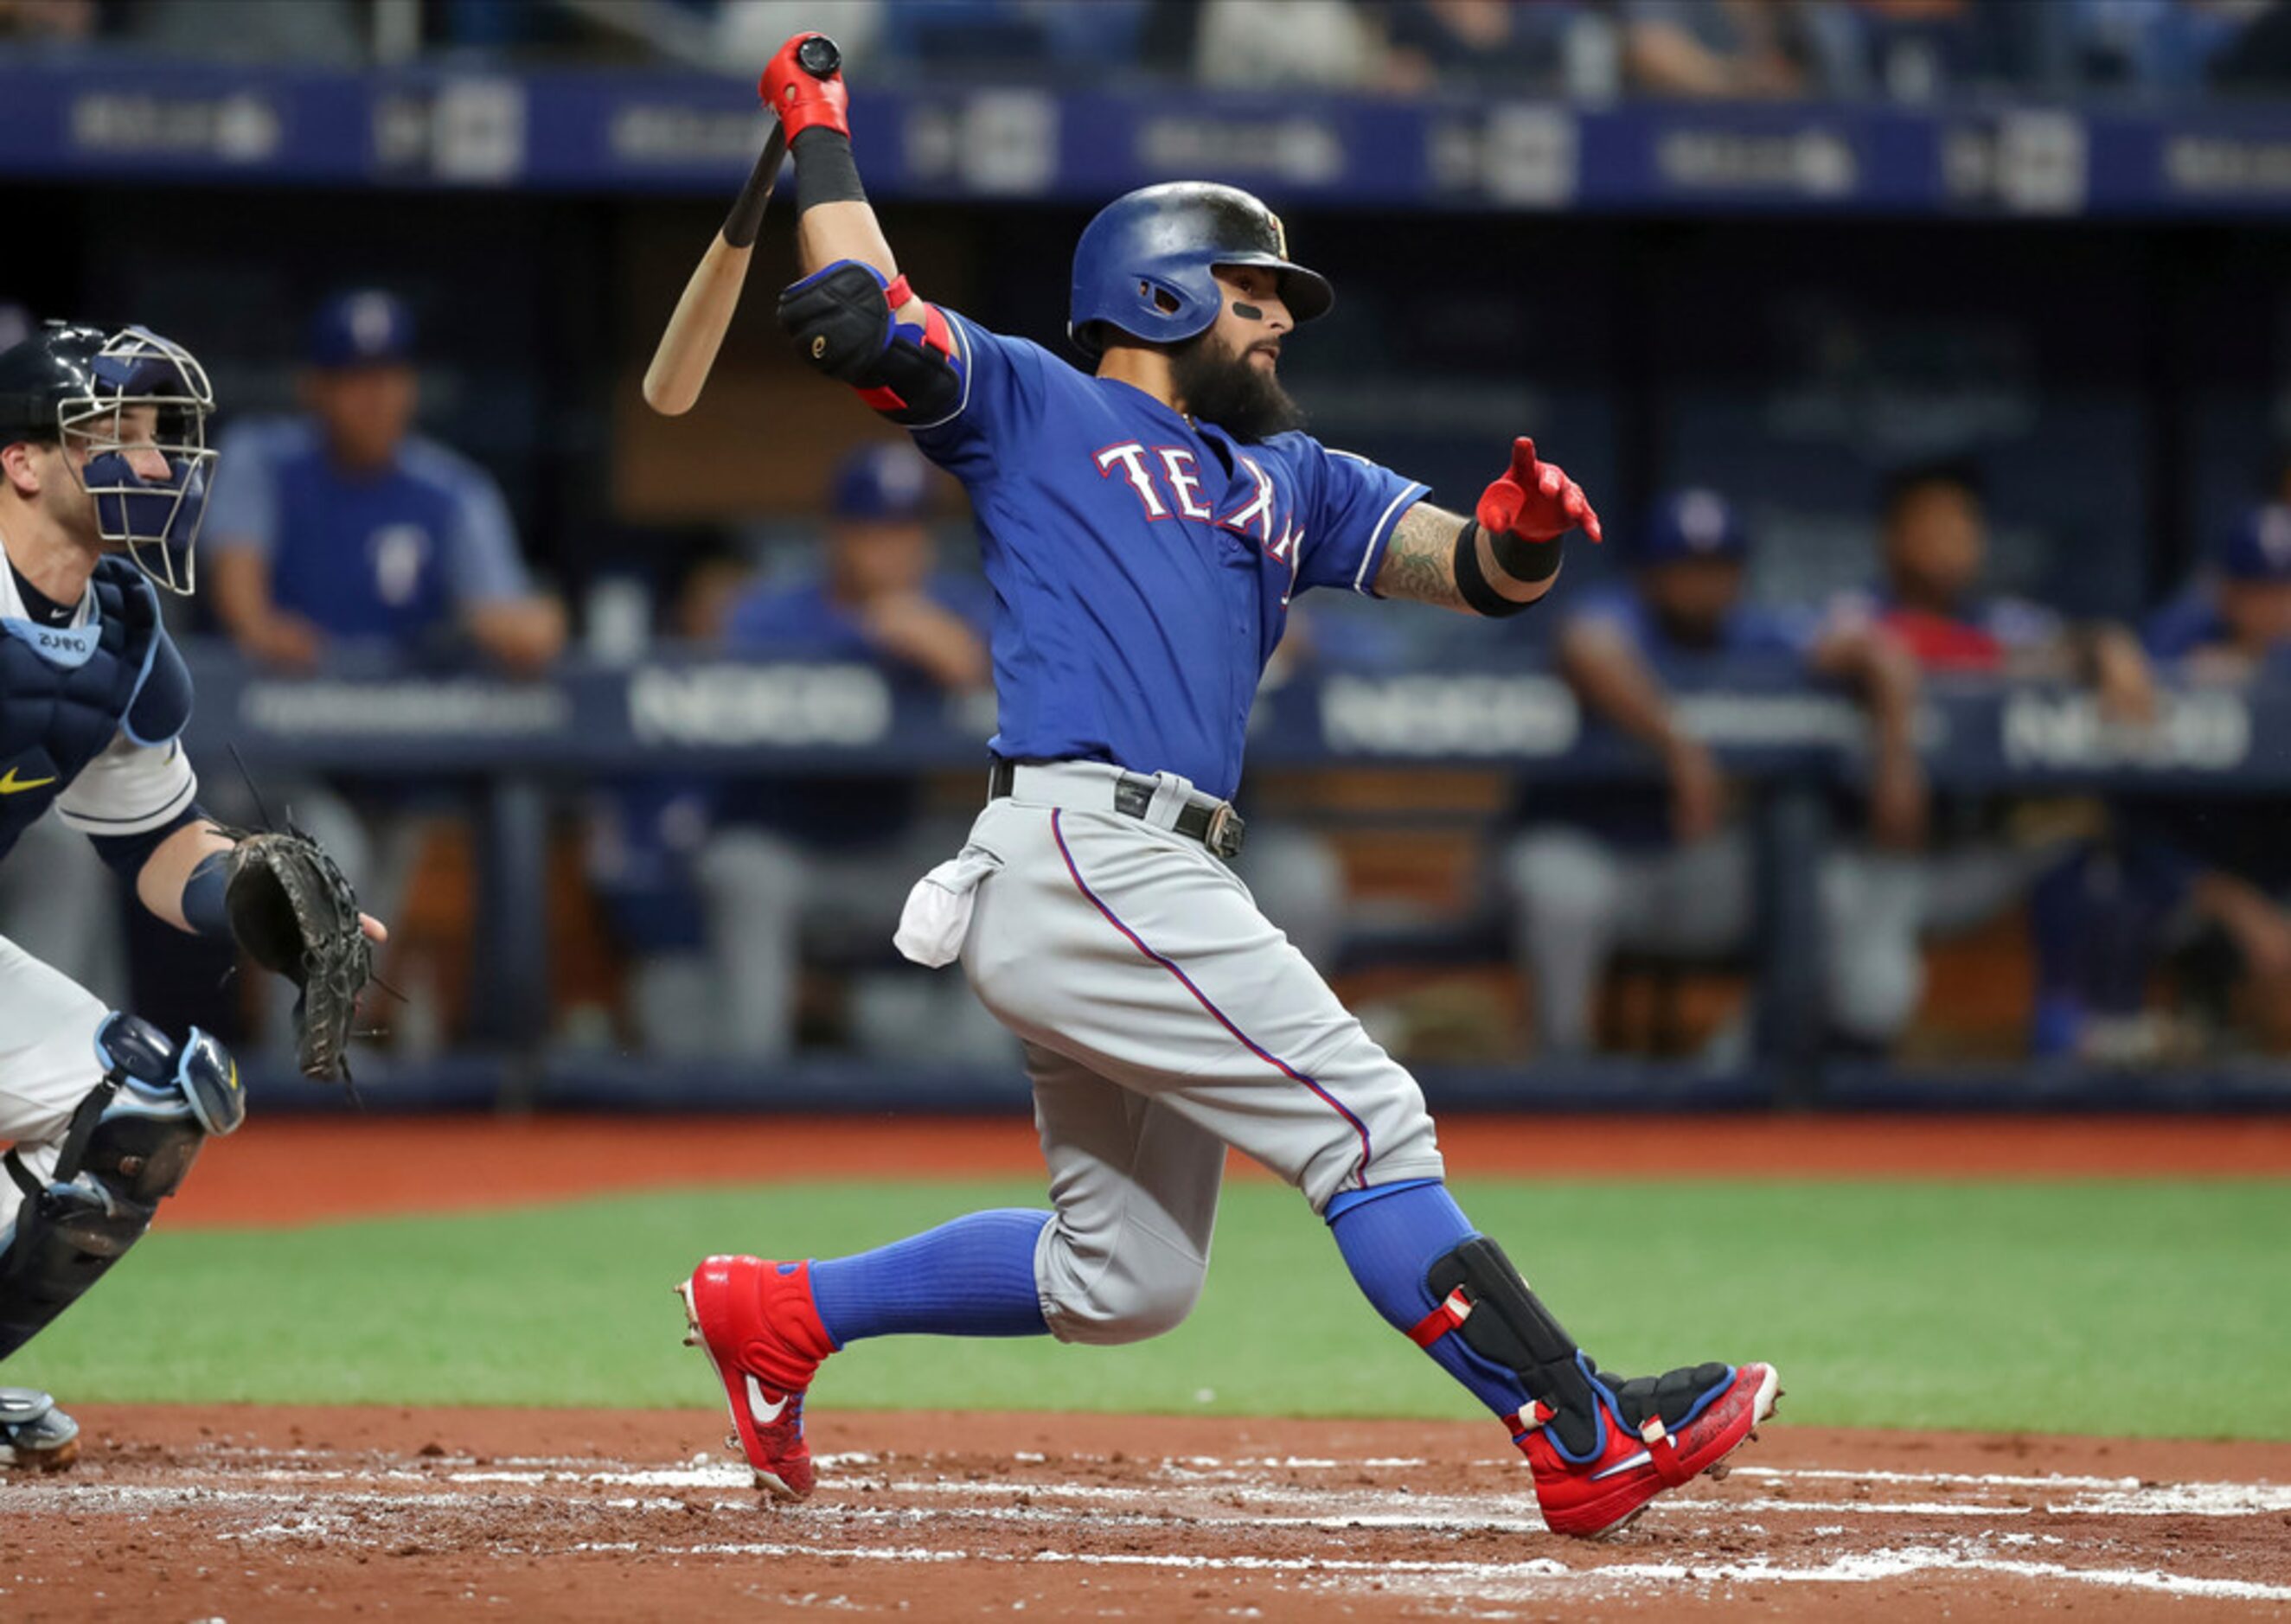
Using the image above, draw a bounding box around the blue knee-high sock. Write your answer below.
[1325,1180,1533,1423]
[809,1208,1053,1343]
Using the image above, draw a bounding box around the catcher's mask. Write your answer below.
[0,323,217,595]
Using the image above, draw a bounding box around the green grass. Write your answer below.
[8,1178,2288,1440]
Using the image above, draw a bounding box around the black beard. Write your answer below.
[1169,332,1306,442]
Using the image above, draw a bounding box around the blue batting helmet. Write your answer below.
[1068,182,1333,359]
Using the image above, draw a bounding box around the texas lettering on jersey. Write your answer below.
[1092,441,1303,597]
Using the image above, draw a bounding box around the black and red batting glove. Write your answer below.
[760,32,849,139]
[1478,437,1603,546]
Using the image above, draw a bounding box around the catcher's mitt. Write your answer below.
[224,827,374,1081]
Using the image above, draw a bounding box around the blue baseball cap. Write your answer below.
[308,288,414,368]
[830,442,933,522]
[1637,488,1746,566]
[2221,503,2291,582]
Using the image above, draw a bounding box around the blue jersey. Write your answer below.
[204,418,532,644]
[724,572,995,671]
[2143,592,2229,662]
[2144,588,2291,674]
[1567,585,1813,667]
[910,310,1426,802]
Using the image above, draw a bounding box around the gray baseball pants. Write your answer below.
[937,763,1446,1346]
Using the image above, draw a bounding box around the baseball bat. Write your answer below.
[641,34,842,417]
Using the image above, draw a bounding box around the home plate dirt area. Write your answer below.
[6,1407,2289,1621]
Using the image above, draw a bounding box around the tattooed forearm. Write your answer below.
[1373,501,1471,611]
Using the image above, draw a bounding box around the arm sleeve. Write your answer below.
[443,469,534,605]
[201,422,279,557]
[87,800,208,886]
[903,309,1051,480]
[54,732,199,838]
[1288,443,1430,598]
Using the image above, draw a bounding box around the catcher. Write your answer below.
[0,321,381,1470]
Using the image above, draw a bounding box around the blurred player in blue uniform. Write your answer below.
[1505,489,1924,1055]
[2032,505,2291,1058]
[688,441,1007,1061]
[202,290,564,1048]
[206,289,563,675]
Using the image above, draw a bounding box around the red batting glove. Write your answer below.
[1476,437,1603,545]
[759,32,850,141]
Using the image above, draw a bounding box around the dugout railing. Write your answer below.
[171,641,2291,1114]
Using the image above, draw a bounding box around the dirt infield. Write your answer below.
[6,1406,2289,1621]
[166,1112,2291,1227]
[12,1118,2285,1617]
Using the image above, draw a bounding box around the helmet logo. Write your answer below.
[811,335,827,360]
[1268,211,1289,260]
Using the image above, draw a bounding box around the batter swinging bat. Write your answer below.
[641,34,842,417]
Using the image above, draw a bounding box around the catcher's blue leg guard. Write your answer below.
[0,1013,245,1360]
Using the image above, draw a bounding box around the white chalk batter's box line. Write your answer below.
[15,1451,2291,1607]
[547,1537,2291,1605]
[22,1456,2290,1520]
[11,1475,2220,1542]
[439,1461,2291,1519]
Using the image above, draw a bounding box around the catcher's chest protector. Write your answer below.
[0,558,190,860]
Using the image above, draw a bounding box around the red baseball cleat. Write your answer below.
[1514,1359,1781,1539]
[678,1254,840,1499]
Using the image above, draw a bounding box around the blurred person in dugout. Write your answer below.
[1187,0,1584,94]
[1820,459,2156,1052]
[668,443,1011,1062]
[0,298,125,1005]
[2030,504,2291,1059]
[1502,489,1926,1058]
[1622,0,1869,99]
[201,289,566,1047]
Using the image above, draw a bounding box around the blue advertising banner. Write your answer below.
[178,646,2291,794]
[9,60,2291,217]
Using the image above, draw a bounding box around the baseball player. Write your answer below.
[682,36,1778,1541]
[0,322,380,1471]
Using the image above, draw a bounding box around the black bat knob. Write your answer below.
[796,35,842,77]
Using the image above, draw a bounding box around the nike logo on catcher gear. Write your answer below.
[0,768,56,795]
[1590,1448,1653,1481]
[745,1373,790,1426]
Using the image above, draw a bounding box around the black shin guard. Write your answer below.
[0,1171,163,1360]
[0,1017,237,1359]
[1419,1237,1604,1456]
